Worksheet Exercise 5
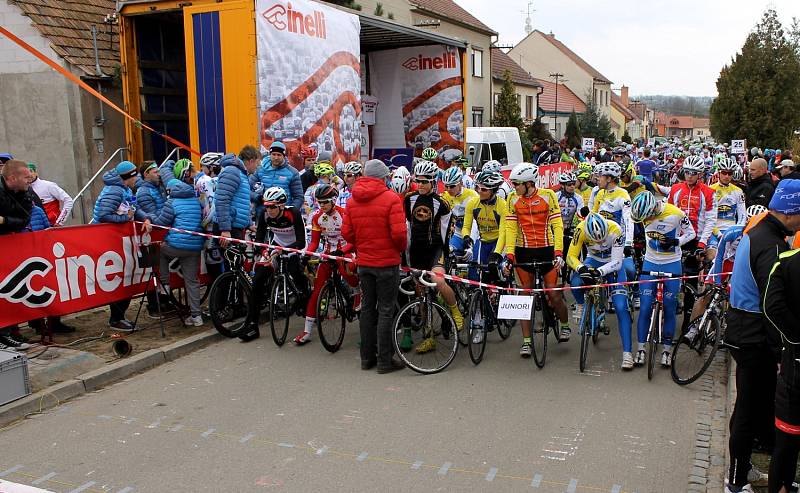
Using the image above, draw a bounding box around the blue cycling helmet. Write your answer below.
[584,213,609,242]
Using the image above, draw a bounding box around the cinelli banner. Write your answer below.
[256,0,361,168]
[369,45,465,151]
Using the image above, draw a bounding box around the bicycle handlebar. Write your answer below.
[399,272,438,295]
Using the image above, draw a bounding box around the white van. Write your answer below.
[466,127,524,170]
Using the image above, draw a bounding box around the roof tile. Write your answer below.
[535,78,586,114]
[409,0,496,35]
[490,48,541,88]
[532,30,611,84]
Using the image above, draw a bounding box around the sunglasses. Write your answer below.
[344,173,357,178]
[512,180,526,186]
[414,178,434,184]
[563,182,576,186]
[318,199,334,205]
[719,170,733,176]
[684,170,700,176]
[475,186,493,193]
[265,204,281,210]
[445,184,460,189]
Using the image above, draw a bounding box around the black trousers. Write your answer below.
[358,265,399,367]
[109,299,132,323]
[769,377,800,492]
[728,346,778,486]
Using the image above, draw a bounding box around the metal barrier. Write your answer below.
[72,147,127,224]
[161,147,181,166]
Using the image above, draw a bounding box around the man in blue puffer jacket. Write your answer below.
[216,152,257,244]
[252,141,303,211]
[151,178,205,326]
[136,162,165,216]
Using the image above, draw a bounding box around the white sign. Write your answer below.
[582,138,595,152]
[497,295,534,320]
[730,139,746,155]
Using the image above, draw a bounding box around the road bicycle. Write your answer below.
[515,261,564,369]
[577,277,611,373]
[269,252,311,347]
[208,245,253,338]
[671,282,728,385]
[392,271,458,374]
[315,258,359,353]
[641,269,679,381]
[446,253,473,348]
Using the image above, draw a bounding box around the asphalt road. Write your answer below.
[0,313,702,493]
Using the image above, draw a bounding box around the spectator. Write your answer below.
[637,149,656,181]
[252,142,303,210]
[746,158,775,207]
[91,161,151,331]
[725,179,800,492]
[136,162,165,217]
[27,163,74,227]
[776,159,800,180]
[299,145,319,191]
[0,153,11,174]
[341,159,406,374]
[216,152,256,245]
[530,140,544,165]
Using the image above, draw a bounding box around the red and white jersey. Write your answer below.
[668,182,716,246]
[308,205,348,253]
[30,178,73,226]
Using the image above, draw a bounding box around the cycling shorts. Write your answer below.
[514,246,557,287]
[409,246,445,271]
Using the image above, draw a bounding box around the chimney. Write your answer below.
[620,85,629,106]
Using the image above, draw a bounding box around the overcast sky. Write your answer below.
[456,0,800,97]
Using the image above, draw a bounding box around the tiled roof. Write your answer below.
[490,48,541,88]
[8,0,119,77]
[693,117,710,128]
[531,30,611,84]
[409,0,497,35]
[666,115,694,129]
[611,92,637,120]
[535,78,586,114]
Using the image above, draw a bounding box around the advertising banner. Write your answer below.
[369,45,464,152]
[500,162,575,190]
[256,0,361,168]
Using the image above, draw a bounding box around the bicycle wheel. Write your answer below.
[671,315,721,385]
[647,303,660,381]
[579,299,593,373]
[467,291,487,365]
[269,275,291,347]
[317,280,346,353]
[531,295,548,369]
[393,299,458,374]
[208,272,251,338]
[455,285,470,347]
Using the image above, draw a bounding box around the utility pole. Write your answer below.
[549,72,564,136]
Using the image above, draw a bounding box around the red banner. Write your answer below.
[501,162,576,189]
[0,223,175,327]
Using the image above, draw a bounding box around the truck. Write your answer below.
[465,127,524,170]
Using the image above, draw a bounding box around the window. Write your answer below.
[593,89,598,103]
[525,95,533,119]
[490,143,508,164]
[472,107,484,127]
[516,94,521,109]
[471,49,483,77]
[493,92,500,107]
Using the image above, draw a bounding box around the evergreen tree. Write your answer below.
[579,94,614,144]
[621,130,632,144]
[710,9,800,148]
[564,111,582,149]
[526,118,553,142]
[492,70,524,130]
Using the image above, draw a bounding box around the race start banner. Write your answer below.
[369,45,464,151]
[501,162,575,190]
[256,0,361,168]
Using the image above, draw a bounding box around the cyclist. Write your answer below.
[481,160,513,199]
[389,166,413,199]
[630,191,696,367]
[567,213,634,369]
[295,184,361,345]
[576,164,594,206]
[304,162,341,216]
[337,161,362,208]
[195,152,224,281]
[556,171,583,282]
[240,187,308,342]
[299,145,318,191]
[504,162,571,356]
[421,147,438,167]
[709,157,746,244]
[460,170,507,286]
[441,166,479,255]
[401,160,464,353]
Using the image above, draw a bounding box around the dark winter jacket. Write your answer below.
[27,205,50,231]
[253,157,303,210]
[215,154,251,231]
[0,176,33,234]
[745,174,775,208]
[153,179,204,251]
[92,170,147,224]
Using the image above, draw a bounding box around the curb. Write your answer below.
[0,329,224,428]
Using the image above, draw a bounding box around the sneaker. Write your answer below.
[184,315,204,327]
[239,324,260,342]
[360,359,377,371]
[293,331,312,345]
[471,327,484,344]
[0,334,30,350]
[415,337,436,354]
[747,464,768,484]
[559,326,571,341]
[622,352,634,370]
[519,342,532,358]
[724,480,754,493]
[352,293,362,313]
[449,305,464,332]
[399,329,413,352]
[634,349,646,366]
[377,358,405,374]
[661,349,672,368]
[109,319,135,332]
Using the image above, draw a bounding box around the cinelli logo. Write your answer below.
[401,51,457,71]
[262,2,327,39]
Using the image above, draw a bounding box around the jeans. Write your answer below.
[160,244,202,317]
[358,265,399,367]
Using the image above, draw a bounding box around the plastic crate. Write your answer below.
[0,349,31,406]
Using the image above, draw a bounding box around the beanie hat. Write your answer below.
[364,159,390,179]
[769,179,800,215]
[116,161,138,179]
[317,150,333,162]
[26,162,37,172]
[269,141,286,155]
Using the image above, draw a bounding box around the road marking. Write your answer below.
[123,418,136,424]
[437,462,451,476]
[316,446,328,456]
[531,473,542,487]
[169,424,183,432]
[68,481,97,492]
[411,460,423,470]
[0,465,23,477]
[97,415,112,420]
[611,485,621,493]
[240,433,255,443]
[566,478,578,493]
[485,467,497,482]
[356,452,368,462]
[201,428,215,438]
[32,472,57,485]
[117,488,135,493]
[278,443,295,448]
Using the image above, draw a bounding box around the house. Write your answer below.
[490,48,542,125]
[610,91,637,141]
[509,30,613,118]
[0,0,126,224]
[666,116,695,139]
[692,117,711,141]
[534,78,585,140]
[653,111,668,137]
[627,98,654,140]
[352,0,497,126]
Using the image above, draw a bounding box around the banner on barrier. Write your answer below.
[501,162,575,190]
[256,0,361,168]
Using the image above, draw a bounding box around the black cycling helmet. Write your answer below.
[314,183,339,201]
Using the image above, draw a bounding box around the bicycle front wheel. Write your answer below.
[531,295,548,369]
[269,275,291,347]
[467,291,487,365]
[671,315,721,386]
[647,304,660,381]
[393,299,458,374]
[579,300,593,373]
[208,271,251,338]
[317,280,346,353]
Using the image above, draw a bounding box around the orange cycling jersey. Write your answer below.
[504,188,564,254]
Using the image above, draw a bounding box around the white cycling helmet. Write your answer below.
[200,152,223,168]
[716,156,737,172]
[343,161,363,175]
[482,160,502,173]
[508,162,539,183]
[631,191,658,222]
[474,170,505,189]
[682,155,705,173]
[414,160,438,178]
[441,167,464,186]
[584,213,609,242]
[559,171,577,184]
[595,162,621,178]
[389,174,410,194]
[733,164,744,181]
[746,204,767,220]
[262,186,288,205]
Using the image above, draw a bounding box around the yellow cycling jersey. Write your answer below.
[578,185,592,209]
[567,219,624,276]
[591,186,634,246]
[461,195,506,253]
[442,187,479,236]
[505,188,564,254]
[710,182,745,235]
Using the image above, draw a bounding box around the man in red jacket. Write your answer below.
[342,159,407,374]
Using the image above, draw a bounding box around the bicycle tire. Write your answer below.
[647,304,660,381]
[208,271,251,338]
[269,275,291,347]
[455,285,470,347]
[579,299,593,373]
[392,299,458,374]
[671,315,721,386]
[467,291,487,365]
[317,280,346,353]
[531,294,547,369]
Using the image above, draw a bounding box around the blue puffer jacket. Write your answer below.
[215,153,251,231]
[92,170,147,223]
[159,160,177,185]
[154,179,204,251]
[27,205,50,231]
[253,157,303,210]
[136,180,165,216]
